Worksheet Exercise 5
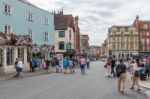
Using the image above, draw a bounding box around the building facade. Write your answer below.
[133,16,150,56]
[89,46,101,59]
[54,12,75,58]
[81,34,89,56]
[74,16,80,55]
[0,0,54,45]
[108,26,139,60]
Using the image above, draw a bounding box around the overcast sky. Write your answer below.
[29,0,150,46]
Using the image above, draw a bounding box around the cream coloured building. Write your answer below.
[107,25,139,60]
[0,46,28,74]
[54,13,75,58]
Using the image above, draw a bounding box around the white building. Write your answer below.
[54,12,75,58]
[0,46,28,74]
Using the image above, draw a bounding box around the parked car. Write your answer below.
[101,58,107,61]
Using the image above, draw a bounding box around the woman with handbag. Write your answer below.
[131,58,141,91]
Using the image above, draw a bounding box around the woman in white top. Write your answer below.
[59,58,64,73]
[131,59,141,91]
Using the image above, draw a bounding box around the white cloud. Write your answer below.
[29,0,150,46]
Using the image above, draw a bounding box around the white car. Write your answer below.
[101,58,107,61]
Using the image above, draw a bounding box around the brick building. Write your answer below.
[133,15,150,56]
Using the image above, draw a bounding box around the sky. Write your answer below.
[29,0,150,46]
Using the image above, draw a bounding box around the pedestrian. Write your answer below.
[105,57,112,77]
[145,58,150,79]
[16,58,23,77]
[14,58,19,77]
[69,58,73,73]
[45,59,50,73]
[111,56,116,77]
[55,58,59,73]
[59,58,64,73]
[30,58,35,72]
[63,57,69,74]
[116,59,127,94]
[80,56,86,75]
[130,58,141,91]
[86,58,90,69]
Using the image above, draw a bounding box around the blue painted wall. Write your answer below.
[0,0,54,45]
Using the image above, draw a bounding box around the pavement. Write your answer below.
[0,67,55,81]
[0,61,149,99]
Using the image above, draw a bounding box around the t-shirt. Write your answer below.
[80,58,86,65]
[116,63,127,73]
[69,60,73,67]
[133,63,140,71]
[59,60,63,67]
[16,61,23,68]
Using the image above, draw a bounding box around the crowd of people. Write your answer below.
[104,56,150,94]
[13,55,91,78]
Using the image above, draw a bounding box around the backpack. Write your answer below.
[116,65,122,77]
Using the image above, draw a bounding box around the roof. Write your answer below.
[54,14,75,31]
[18,0,53,14]
[18,0,36,7]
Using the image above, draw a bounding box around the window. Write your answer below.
[7,48,14,66]
[69,30,72,40]
[59,31,65,37]
[4,25,11,34]
[4,4,12,14]
[44,17,49,25]
[43,32,48,41]
[18,48,24,63]
[0,49,3,67]
[144,24,148,30]
[59,42,65,50]
[28,12,33,21]
[66,42,72,50]
[28,29,32,38]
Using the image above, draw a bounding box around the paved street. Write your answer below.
[0,61,149,99]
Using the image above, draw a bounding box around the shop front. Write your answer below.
[0,46,28,75]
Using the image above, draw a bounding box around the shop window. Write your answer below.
[7,48,14,66]
[0,49,3,67]
[18,48,24,63]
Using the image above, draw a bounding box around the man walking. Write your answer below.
[16,58,23,77]
[116,59,127,94]
[80,56,86,75]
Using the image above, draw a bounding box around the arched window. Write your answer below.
[7,48,14,66]
[0,49,3,67]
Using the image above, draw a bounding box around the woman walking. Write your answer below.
[131,58,141,91]
[105,57,112,77]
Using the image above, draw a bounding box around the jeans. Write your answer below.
[80,64,85,74]
[16,67,22,77]
[111,67,116,77]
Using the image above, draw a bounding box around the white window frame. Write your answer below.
[28,12,34,21]
[3,25,12,34]
[4,4,12,14]
[28,29,33,39]
[43,32,48,41]
[44,17,49,25]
